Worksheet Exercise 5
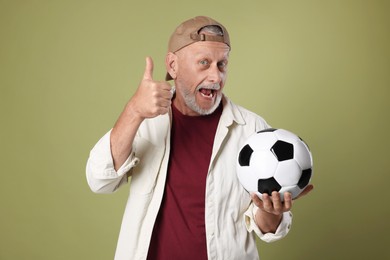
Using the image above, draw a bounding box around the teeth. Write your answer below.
[199,88,215,98]
[200,92,213,98]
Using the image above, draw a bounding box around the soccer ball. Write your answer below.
[237,128,313,201]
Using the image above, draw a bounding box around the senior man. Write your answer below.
[86,16,313,260]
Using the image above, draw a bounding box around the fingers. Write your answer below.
[251,191,292,215]
[250,192,263,208]
[283,192,292,211]
[250,187,311,219]
[143,56,154,80]
[271,192,283,213]
[262,192,284,214]
[261,193,274,213]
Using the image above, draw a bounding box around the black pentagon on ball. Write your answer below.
[271,140,294,161]
[298,168,312,189]
[258,177,282,195]
[238,144,253,166]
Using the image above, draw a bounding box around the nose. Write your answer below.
[208,64,223,84]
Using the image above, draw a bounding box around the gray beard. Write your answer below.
[181,84,222,115]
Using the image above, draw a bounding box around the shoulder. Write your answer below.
[223,96,271,131]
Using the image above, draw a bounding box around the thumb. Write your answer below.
[143,56,154,80]
[295,184,314,200]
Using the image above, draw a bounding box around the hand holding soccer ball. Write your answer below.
[237,128,314,201]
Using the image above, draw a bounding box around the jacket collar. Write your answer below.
[220,95,246,127]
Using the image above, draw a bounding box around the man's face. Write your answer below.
[173,41,230,116]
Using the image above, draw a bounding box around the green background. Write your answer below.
[1,0,389,259]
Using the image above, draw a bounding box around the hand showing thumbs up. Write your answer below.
[129,56,173,120]
[110,57,173,170]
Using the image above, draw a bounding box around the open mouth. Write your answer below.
[199,88,216,98]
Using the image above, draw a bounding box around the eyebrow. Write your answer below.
[193,52,229,60]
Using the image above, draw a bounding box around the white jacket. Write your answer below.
[86,97,292,260]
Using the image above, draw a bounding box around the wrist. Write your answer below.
[124,100,145,123]
[255,209,283,234]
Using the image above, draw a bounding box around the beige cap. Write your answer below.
[166,16,231,80]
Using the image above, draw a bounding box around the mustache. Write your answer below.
[196,83,220,91]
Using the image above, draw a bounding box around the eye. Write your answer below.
[199,59,209,66]
[218,60,228,70]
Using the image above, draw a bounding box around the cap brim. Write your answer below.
[165,72,173,81]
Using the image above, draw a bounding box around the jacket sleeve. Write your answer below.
[244,203,293,243]
[86,129,140,193]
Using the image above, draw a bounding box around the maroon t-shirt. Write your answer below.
[147,103,222,260]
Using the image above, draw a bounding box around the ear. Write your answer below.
[165,52,177,80]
